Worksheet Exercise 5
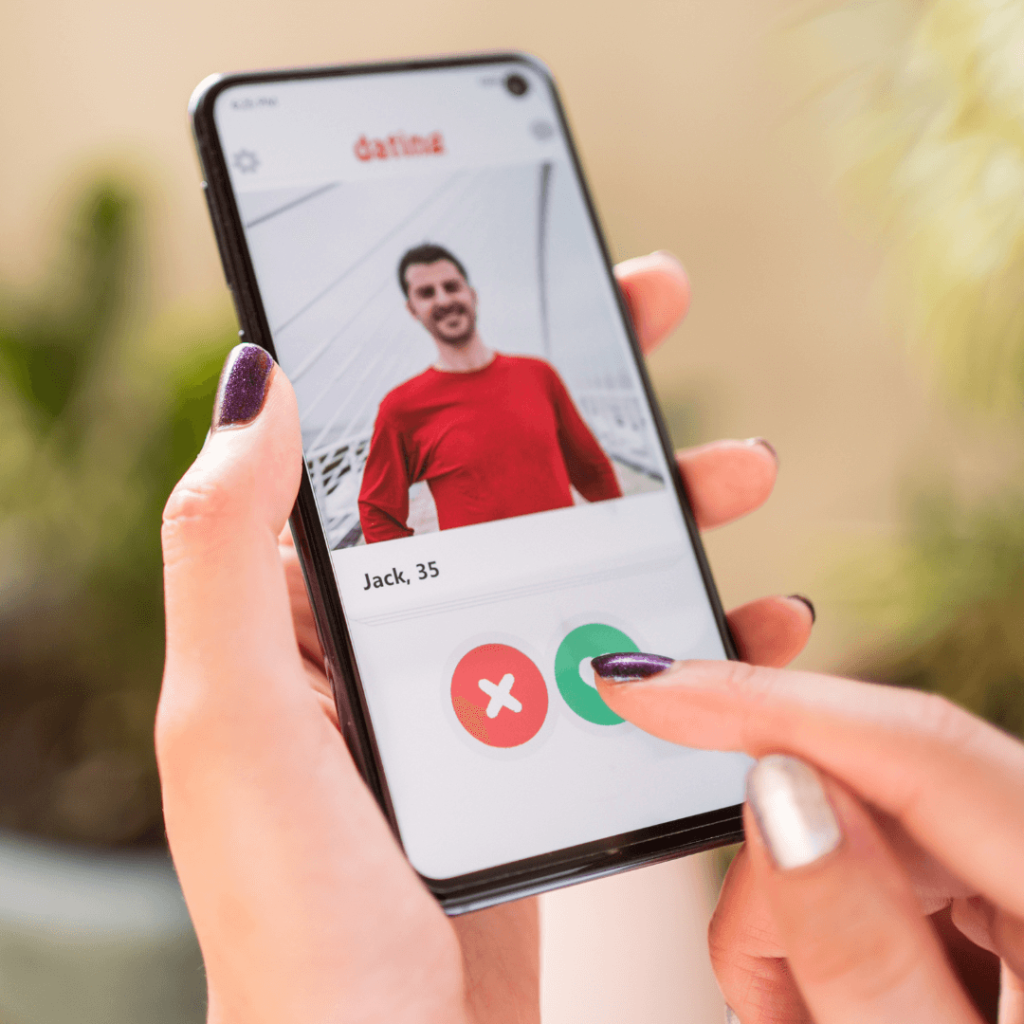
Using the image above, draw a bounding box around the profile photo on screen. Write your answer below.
[358,243,623,543]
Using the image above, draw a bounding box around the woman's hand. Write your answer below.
[596,657,1024,1023]
[156,251,814,1023]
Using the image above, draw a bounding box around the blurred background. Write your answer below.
[2,0,1022,1020]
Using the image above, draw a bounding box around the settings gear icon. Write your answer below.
[232,149,260,173]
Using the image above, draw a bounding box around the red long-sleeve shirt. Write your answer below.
[358,353,622,543]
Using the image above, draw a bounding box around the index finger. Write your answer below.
[597,660,1024,919]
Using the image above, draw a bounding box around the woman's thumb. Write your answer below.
[160,344,304,714]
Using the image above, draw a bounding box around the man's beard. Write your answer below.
[430,302,476,347]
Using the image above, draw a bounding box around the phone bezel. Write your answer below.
[190,51,744,914]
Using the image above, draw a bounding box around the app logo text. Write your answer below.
[354,131,445,162]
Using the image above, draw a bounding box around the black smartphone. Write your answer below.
[190,52,746,914]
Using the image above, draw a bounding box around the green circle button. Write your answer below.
[554,623,639,725]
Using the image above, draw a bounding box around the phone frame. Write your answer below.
[190,51,744,914]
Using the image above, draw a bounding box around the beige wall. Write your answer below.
[1,0,946,1019]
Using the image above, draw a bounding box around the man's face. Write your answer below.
[404,260,478,347]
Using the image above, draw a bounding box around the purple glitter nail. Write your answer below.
[213,344,274,429]
[590,652,674,682]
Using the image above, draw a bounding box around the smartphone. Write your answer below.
[190,52,747,914]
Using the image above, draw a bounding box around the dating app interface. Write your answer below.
[214,62,749,879]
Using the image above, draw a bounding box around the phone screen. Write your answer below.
[210,59,749,881]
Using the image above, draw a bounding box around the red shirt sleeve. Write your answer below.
[543,364,623,502]
[358,401,415,544]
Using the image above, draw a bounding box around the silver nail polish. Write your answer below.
[746,755,841,870]
[725,1005,742,1024]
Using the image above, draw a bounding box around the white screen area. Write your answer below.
[213,62,748,879]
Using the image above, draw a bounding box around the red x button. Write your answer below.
[450,644,548,748]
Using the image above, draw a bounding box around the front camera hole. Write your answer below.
[505,74,529,97]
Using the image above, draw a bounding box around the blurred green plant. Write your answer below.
[848,482,1024,738]
[0,180,233,845]
[824,0,1024,411]
[813,0,1024,735]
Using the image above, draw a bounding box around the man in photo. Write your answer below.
[358,243,623,543]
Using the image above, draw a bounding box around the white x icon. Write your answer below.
[478,673,522,719]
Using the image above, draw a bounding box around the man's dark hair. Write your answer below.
[397,244,470,298]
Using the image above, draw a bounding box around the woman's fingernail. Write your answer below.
[591,652,674,682]
[747,437,778,464]
[746,755,841,870]
[725,1006,742,1024]
[788,594,816,624]
[212,344,275,430]
[652,249,685,269]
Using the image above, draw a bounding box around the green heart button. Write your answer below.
[554,623,638,725]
